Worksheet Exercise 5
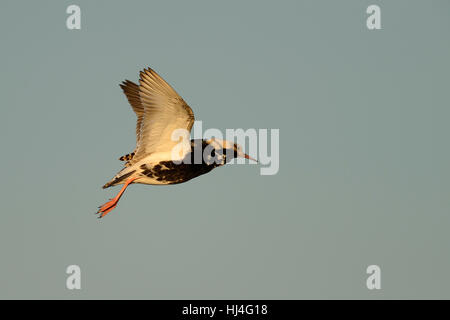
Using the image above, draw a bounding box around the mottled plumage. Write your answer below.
[97,67,255,218]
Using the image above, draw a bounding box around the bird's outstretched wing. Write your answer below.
[119,80,144,147]
[127,67,195,164]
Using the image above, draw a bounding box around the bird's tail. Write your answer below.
[102,180,115,189]
[102,169,136,189]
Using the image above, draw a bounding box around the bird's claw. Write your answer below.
[96,198,118,218]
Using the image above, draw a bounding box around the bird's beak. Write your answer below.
[243,153,258,163]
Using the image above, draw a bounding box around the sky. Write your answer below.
[0,0,449,299]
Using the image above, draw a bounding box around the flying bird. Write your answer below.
[97,67,256,218]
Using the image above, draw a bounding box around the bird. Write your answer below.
[97,67,257,218]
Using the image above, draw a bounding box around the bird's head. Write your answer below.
[205,138,257,164]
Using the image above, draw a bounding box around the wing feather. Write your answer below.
[119,80,144,147]
[130,68,195,163]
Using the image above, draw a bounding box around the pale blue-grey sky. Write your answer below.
[0,0,449,299]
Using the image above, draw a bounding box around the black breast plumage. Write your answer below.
[139,139,236,184]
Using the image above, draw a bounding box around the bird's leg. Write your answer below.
[97,177,138,218]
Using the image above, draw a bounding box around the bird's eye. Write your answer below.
[211,149,216,157]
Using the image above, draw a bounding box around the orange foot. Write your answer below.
[96,177,137,219]
[97,198,119,218]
